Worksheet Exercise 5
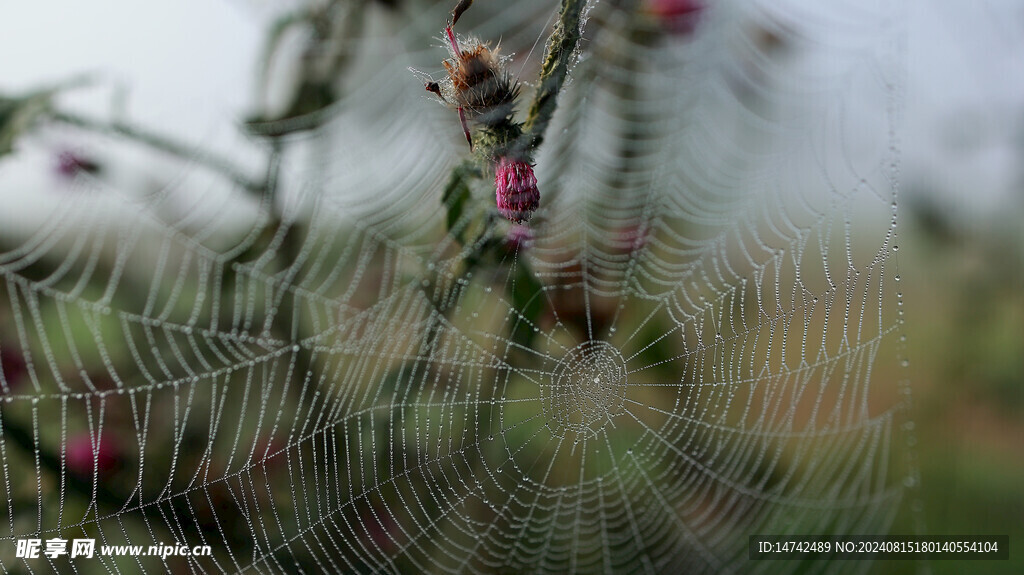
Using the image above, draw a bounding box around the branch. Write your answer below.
[520,0,588,153]
[51,110,265,195]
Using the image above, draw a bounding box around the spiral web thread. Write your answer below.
[0,1,915,573]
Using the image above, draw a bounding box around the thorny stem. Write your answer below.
[520,0,588,154]
[51,110,265,195]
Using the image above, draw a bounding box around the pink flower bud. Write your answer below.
[495,158,539,223]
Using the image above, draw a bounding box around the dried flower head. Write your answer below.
[419,26,520,148]
[495,157,539,223]
[441,28,519,123]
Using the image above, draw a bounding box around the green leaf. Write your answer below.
[442,162,478,243]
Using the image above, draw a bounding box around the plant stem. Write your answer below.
[521,0,589,154]
[51,110,265,195]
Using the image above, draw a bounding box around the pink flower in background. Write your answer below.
[505,223,534,253]
[55,149,101,179]
[614,224,649,254]
[0,346,27,392]
[495,157,540,223]
[645,0,705,36]
[363,506,402,553]
[255,436,289,473]
[66,432,121,477]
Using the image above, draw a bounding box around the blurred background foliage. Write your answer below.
[892,196,1024,574]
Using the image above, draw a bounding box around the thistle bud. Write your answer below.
[495,157,539,223]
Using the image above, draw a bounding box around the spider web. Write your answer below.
[0,0,917,573]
